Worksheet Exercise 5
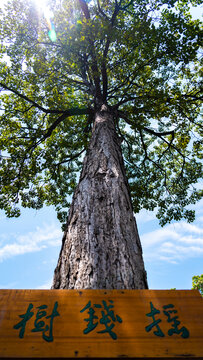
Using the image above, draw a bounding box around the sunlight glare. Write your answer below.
[34,0,57,42]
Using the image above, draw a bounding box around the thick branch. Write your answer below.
[78,0,91,19]
[118,110,185,162]
[53,149,86,167]
[120,0,134,10]
[138,129,168,186]
[102,3,119,102]
[108,57,157,104]
[115,85,202,109]
[35,108,92,147]
[143,127,175,138]
[0,82,65,114]
[78,0,102,101]
[0,83,91,135]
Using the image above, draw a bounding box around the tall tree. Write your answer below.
[0,0,202,288]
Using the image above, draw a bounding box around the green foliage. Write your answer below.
[0,0,202,226]
[192,274,203,296]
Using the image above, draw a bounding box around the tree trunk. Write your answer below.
[52,106,148,289]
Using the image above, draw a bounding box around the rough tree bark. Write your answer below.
[52,106,148,289]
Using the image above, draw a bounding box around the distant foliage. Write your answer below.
[192,275,203,296]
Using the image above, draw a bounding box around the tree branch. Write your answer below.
[0,83,91,127]
[78,0,91,19]
[53,148,86,167]
[78,0,102,102]
[143,127,175,138]
[102,2,120,102]
[96,0,110,20]
[138,129,168,187]
[120,0,134,10]
[182,92,203,101]
[117,110,186,167]
[0,82,65,114]
[35,108,92,147]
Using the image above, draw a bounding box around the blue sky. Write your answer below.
[0,197,202,290]
[0,1,202,290]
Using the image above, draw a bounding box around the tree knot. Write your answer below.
[100,104,108,113]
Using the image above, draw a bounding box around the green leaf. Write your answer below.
[0,0,202,225]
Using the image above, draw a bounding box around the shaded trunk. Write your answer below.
[52,106,148,289]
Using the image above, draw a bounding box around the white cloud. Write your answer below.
[159,255,180,264]
[0,215,6,221]
[141,227,178,248]
[190,198,203,214]
[0,223,62,262]
[170,221,203,235]
[36,278,53,289]
[142,216,203,264]
[177,235,203,245]
[136,209,157,224]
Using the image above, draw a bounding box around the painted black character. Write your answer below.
[80,300,99,334]
[80,300,122,340]
[163,304,189,339]
[97,300,122,340]
[31,301,60,342]
[145,301,165,337]
[13,303,34,338]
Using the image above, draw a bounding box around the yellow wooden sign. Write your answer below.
[0,289,202,359]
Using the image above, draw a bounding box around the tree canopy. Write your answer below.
[192,274,203,296]
[0,0,202,227]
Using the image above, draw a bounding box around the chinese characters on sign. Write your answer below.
[80,300,122,340]
[145,302,189,338]
[13,302,59,342]
[13,299,190,343]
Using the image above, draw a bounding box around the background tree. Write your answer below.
[0,0,202,288]
[192,274,203,296]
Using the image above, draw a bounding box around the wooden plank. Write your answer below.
[0,289,202,359]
